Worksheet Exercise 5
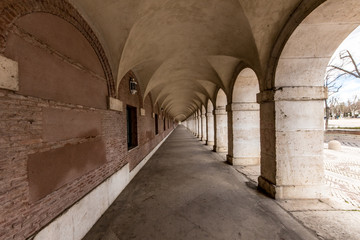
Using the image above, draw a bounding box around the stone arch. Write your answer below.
[257,0,360,199]
[227,68,260,166]
[215,88,227,108]
[232,68,259,103]
[214,88,228,153]
[3,12,109,109]
[206,99,215,146]
[0,0,116,97]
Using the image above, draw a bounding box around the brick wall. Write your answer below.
[0,2,176,239]
[0,89,174,240]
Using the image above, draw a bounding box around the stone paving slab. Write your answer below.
[83,127,317,240]
[234,145,360,240]
[292,211,360,240]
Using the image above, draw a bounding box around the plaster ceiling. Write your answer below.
[69,0,315,121]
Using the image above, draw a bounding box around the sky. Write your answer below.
[328,26,360,103]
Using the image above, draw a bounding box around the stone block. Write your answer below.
[328,140,341,151]
[227,155,259,166]
[108,97,123,112]
[0,55,19,91]
[275,101,324,131]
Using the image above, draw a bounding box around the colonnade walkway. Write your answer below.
[83,126,318,240]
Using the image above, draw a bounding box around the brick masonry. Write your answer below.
[0,1,176,239]
[0,89,174,239]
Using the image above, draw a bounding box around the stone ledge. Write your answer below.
[213,109,227,115]
[257,86,327,103]
[226,102,259,112]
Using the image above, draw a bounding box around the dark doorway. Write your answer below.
[155,114,159,135]
[127,105,138,149]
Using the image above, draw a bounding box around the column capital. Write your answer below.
[213,109,227,115]
[257,86,327,103]
[226,102,259,112]
[206,113,213,117]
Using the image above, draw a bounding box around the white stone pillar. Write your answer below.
[201,112,207,142]
[198,114,202,139]
[227,102,260,165]
[213,107,228,153]
[257,87,328,199]
[194,114,198,136]
[206,112,215,146]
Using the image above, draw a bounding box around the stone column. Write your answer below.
[213,107,228,153]
[194,114,198,136]
[206,112,215,146]
[226,102,260,165]
[257,87,328,199]
[201,112,207,142]
[197,114,202,139]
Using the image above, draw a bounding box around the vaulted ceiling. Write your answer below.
[68,0,354,121]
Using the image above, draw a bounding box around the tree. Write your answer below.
[325,50,360,128]
[328,50,360,80]
[348,95,359,117]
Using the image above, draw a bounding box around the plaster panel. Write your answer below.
[28,139,106,202]
[5,33,108,109]
[43,108,102,142]
[16,13,105,76]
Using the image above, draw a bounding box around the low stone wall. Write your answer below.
[325,130,360,147]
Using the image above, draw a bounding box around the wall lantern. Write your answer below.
[129,77,137,95]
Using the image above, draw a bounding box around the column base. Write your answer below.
[226,155,259,166]
[258,176,329,200]
[206,141,214,146]
[213,145,227,153]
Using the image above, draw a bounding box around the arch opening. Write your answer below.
[227,68,260,167]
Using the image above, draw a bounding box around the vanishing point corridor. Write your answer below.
[83,126,316,240]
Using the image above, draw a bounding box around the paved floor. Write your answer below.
[324,145,360,208]
[83,126,317,240]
